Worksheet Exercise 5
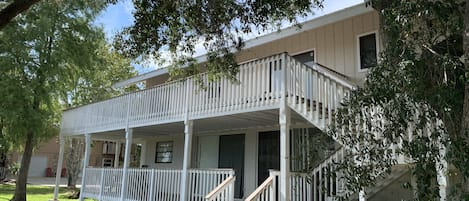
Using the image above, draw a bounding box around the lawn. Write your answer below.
[0,184,91,201]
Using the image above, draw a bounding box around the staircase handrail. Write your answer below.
[304,61,356,90]
[245,175,276,201]
[205,175,236,201]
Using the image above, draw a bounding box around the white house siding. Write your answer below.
[139,126,282,199]
[243,129,258,197]
[236,11,380,84]
[142,134,185,169]
[138,125,321,199]
[197,135,219,169]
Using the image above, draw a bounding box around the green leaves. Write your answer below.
[114,0,323,80]
[330,0,467,199]
[0,0,135,146]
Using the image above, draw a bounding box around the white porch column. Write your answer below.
[52,136,65,201]
[279,52,291,201]
[120,128,133,201]
[79,134,91,201]
[279,106,291,201]
[180,119,194,201]
[139,141,147,167]
[114,141,121,168]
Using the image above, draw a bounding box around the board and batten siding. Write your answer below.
[236,11,380,83]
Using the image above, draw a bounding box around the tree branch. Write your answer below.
[0,0,41,30]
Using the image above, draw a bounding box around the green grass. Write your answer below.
[0,184,89,201]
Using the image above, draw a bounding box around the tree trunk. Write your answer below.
[464,0,469,137]
[10,131,34,201]
[0,0,41,30]
[463,0,469,193]
[67,173,76,188]
[66,138,83,188]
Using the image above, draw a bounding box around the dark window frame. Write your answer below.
[358,32,378,70]
[155,141,173,163]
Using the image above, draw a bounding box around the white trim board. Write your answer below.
[113,3,374,88]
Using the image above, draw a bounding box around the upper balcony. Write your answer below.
[60,53,354,136]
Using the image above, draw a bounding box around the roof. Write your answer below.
[113,2,373,88]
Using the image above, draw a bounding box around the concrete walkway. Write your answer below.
[27,177,81,187]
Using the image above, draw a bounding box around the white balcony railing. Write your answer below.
[61,54,286,136]
[81,168,234,201]
[61,53,356,136]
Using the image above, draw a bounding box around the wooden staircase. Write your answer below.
[245,56,411,201]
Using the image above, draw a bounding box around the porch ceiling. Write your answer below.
[88,109,309,141]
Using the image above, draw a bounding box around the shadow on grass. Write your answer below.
[0,184,84,200]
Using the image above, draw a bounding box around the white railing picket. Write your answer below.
[80,168,234,201]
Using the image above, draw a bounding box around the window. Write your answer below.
[155,141,173,163]
[292,50,315,64]
[358,32,378,70]
[102,141,117,154]
[102,158,113,167]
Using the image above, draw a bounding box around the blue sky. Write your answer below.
[94,0,364,72]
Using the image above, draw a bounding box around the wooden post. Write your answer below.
[114,141,121,168]
[79,134,91,201]
[120,128,133,201]
[180,119,193,201]
[52,136,65,201]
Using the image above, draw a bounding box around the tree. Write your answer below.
[0,0,41,30]
[0,0,121,200]
[63,44,136,188]
[115,0,324,80]
[330,0,468,200]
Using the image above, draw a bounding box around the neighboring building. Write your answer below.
[54,3,450,201]
[9,138,66,177]
[8,139,137,177]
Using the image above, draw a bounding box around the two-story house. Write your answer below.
[52,3,443,201]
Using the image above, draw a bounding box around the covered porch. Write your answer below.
[55,107,339,201]
[53,53,353,201]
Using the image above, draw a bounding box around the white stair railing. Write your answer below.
[188,169,235,201]
[285,56,354,132]
[245,170,279,201]
[204,175,236,201]
[246,149,346,201]
[290,148,346,201]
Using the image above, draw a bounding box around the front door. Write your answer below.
[258,131,280,185]
[219,134,245,198]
